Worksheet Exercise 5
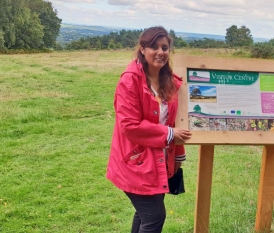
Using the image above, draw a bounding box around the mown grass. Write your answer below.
[0,49,273,233]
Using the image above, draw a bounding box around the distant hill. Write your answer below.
[57,24,122,45]
[176,32,225,42]
[177,32,268,43]
[57,23,269,45]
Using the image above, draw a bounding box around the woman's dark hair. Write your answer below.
[136,26,175,101]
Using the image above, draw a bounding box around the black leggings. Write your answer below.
[125,192,166,233]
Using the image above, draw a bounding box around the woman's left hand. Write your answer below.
[174,161,182,173]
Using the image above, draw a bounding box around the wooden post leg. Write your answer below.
[255,145,274,233]
[194,145,214,233]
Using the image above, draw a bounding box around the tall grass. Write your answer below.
[0,49,272,233]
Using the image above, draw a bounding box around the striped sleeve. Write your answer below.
[167,126,174,145]
[175,154,186,162]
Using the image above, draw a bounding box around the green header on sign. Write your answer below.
[188,69,259,85]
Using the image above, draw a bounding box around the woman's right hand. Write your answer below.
[173,128,192,142]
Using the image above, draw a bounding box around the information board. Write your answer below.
[188,69,274,132]
[174,56,274,145]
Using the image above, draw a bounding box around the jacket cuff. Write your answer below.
[167,126,174,145]
[175,154,186,162]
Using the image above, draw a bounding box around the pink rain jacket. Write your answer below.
[106,59,185,195]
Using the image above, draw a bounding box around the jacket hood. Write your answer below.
[173,73,183,89]
[122,59,144,77]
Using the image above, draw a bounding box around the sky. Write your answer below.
[50,0,274,39]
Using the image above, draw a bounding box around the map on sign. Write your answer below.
[187,69,274,131]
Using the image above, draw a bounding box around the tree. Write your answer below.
[108,38,116,49]
[121,31,136,48]
[100,35,110,49]
[225,25,253,47]
[169,29,188,48]
[14,9,44,49]
[0,30,5,49]
[95,39,101,50]
[268,38,274,47]
[169,29,176,41]
[0,0,44,49]
[0,0,18,48]
[64,28,186,51]
[191,88,201,96]
[0,0,61,50]
[193,105,201,113]
[26,0,62,48]
[175,38,188,48]
[251,42,274,59]
[189,38,226,48]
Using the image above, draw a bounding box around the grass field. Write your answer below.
[0,49,273,233]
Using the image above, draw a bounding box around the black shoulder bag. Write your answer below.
[168,167,185,195]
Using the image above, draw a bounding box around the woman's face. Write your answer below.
[141,36,170,73]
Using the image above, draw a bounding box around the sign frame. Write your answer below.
[174,55,274,145]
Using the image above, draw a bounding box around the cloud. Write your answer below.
[202,0,245,7]
[108,0,136,6]
[50,0,274,38]
[203,87,216,94]
[173,1,245,16]
[52,0,96,3]
[134,2,181,16]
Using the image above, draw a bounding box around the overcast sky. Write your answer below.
[50,0,274,39]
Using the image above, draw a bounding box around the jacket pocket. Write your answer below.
[123,145,145,166]
[123,146,158,188]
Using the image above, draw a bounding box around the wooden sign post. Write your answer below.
[173,55,274,233]
[255,145,274,232]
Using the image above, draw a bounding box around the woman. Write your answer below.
[106,26,192,233]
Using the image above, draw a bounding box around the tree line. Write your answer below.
[64,25,254,50]
[0,0,62,50]
[62,25,274,59]
[63,29,188,50]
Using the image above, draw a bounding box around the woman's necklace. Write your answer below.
[150,85,162,105]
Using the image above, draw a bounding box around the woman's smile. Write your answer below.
[141,36,170,72]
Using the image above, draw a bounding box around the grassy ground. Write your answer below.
[0,49,273,232]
